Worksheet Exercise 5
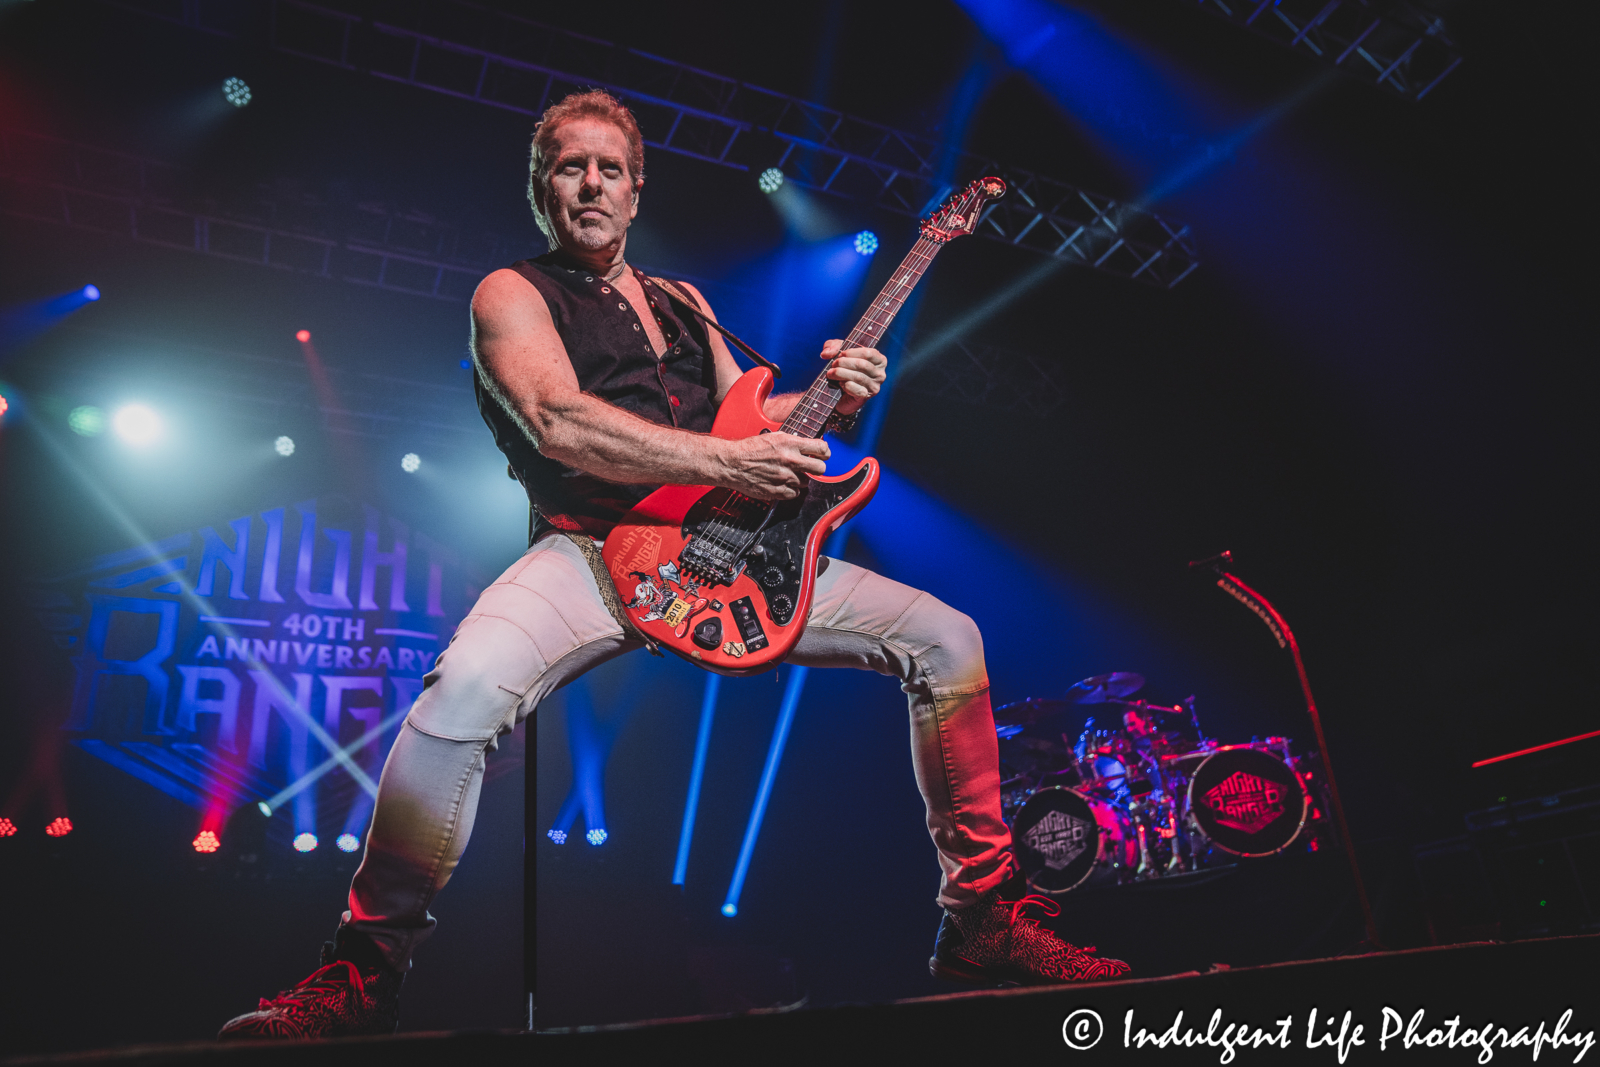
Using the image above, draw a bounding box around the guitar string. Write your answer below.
[689,218,966,567]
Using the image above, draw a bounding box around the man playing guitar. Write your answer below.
[220,89,1127,1040]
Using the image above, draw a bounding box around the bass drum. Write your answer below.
[1185,746,1310,857]
[1012,786,1136,895]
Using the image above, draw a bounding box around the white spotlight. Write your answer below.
[274,435,295,457]
[758,167,785,194]
[112,404,162,446]
[400,452,421,473]
[222,77,252,108]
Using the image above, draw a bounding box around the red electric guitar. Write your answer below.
[601,177,1007,675]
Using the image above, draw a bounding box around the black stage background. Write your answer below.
[0,0,1592,1053]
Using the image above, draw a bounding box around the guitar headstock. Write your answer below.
[919,177,1007,243]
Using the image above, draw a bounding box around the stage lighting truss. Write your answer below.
[0,128,508,303]
[105,0,1199,289]
[899,336,1069,419]
[1186,0,1462,102]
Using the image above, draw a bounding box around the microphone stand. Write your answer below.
[1193,552,1383,950]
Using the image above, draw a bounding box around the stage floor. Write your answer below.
[5,935,1593,1065]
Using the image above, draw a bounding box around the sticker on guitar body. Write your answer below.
[609,527,663,582]
[625,561,703,623]
[624,571,673,622]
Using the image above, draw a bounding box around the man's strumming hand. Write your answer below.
[715,432,830,501]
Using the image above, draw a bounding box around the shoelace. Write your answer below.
[1007,894,1061,926]
[258,960,365,1011]
[1006,895,1100,955]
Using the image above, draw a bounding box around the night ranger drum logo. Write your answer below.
[1024,809,1090,869]
[1203,770,1285,834]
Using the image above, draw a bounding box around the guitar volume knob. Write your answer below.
[770,594,794,618]
[759,566,785,588]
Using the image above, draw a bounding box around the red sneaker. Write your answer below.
[930,891,1130,985]
[219,937,402,1040]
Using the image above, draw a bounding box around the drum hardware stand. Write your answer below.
[1190,551,1383,950]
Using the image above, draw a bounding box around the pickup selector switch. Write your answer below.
[729,596,769,652]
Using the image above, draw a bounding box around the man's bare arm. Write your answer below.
[471,269,826,501]
[675,280,802,423]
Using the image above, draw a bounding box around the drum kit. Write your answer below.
[996,672,1333,895]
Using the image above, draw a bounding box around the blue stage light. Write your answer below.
[292,832,318,852]
[547,828,567,844]
[586,828,608,846]
[222,77,252,108]
[758,168,785,194]
[853,230,879,256]
[274,435,295,457]
[336,833,360,853]
[721,903,738,917]
[672,674,722,886]
[401,452,420,473]
[112,404,162,446]
[82,285,100,302]
[257,802,273,817]
[459,359,470,369]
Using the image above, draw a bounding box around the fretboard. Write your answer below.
[779,234,944,439]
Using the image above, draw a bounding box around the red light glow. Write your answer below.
[0,817,17,837]
[193,830,221,853]
[45,817,73,837]
[295,329,311,343]
[0,394,9,418]
[1472,727,1600,768]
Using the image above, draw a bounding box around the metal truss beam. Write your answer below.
[898,337,1069,418]
[1187,0,1462,101]
[0,128,520,302]
[108,0,1199,289]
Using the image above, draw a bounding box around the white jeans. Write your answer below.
[344,534,1015,970]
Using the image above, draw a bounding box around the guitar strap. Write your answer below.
[558,528,663,657]
[506,466,662,657]
[509,271,772,660]
[643,272,783,379]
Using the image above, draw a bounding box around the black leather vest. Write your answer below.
[474,251,719,542]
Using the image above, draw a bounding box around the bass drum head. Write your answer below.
[1013,787,1114,894]
[1187,747,1309,857]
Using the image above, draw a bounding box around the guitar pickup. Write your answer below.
[729,596,769,652]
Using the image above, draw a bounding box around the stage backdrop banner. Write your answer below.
[29,496,485,839]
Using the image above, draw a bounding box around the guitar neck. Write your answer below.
[780,234,945,439]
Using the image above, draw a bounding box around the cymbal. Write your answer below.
[1064,672,1145,704]
[993,697,1075,727]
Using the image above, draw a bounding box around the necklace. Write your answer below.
[602,261,628,283]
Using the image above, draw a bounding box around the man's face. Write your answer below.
[541,117,639,255]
